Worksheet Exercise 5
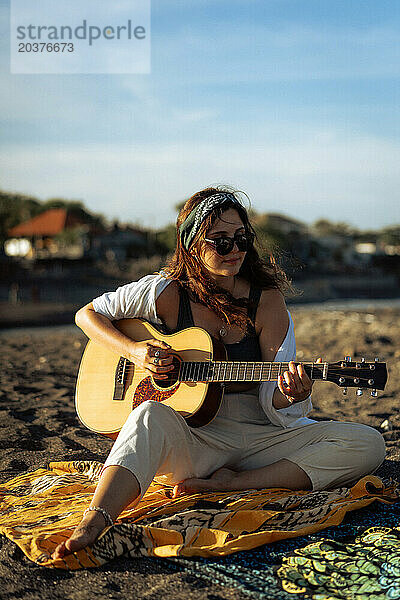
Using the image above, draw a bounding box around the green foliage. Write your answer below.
[251,213,289,252]
[174,200,185,213]
[0,191,42,244]
[3,188,399,260]
[379,226,400,246]
[155,224,177,253]
[42,198,85,210]
[312,219,357,237]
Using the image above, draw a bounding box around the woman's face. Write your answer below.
[196,207,247,280]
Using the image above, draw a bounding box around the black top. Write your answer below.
[175,284,263,362]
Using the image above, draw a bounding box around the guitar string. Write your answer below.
[119,361,322,375]
[120,361,321,368]
[116,362,379,370]
[117,362,376,375]
[115,362,380,386]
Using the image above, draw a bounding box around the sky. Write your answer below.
[1,0,399,230]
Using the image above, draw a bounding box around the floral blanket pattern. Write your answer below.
[277,526,400,599]
[0,460,398,575]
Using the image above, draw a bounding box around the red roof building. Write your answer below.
[6,208,92,259]
[8,208,84,237]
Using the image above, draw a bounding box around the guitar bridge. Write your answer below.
[113,357,130,401]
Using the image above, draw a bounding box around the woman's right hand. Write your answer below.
[127,339,175,380]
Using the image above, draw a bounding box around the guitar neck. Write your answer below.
[180,361,326,383]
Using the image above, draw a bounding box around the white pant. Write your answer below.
[102,391,386,497]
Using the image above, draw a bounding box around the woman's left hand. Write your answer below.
[278,358,322,404]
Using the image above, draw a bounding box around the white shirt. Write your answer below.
[92,273,315,428]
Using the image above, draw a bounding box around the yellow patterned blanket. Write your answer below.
[0,461,398,570]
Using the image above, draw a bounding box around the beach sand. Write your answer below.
[0,306,399,599]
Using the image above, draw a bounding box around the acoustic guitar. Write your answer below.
[75,318,388,438]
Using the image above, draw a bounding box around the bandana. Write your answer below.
[179,192,241,250]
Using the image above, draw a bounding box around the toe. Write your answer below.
[180,478,211,491]
[171,484,179,498]
[65,537,85,554]
[51,521,105,560]
[52,541,67,560]
[171,483,186,497]
[171,477,225,497]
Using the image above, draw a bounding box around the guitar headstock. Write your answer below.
[327,356,387,396]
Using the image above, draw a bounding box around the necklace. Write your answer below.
[218,278,236,338]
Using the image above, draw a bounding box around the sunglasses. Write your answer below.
[203,231,254,256]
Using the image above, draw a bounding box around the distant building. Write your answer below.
[5,208,90,258]
[89,223,149,262]
[355,242,377,255]
[384,245,400,256]
[6,208,151,263]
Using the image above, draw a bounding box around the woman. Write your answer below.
[52,187,385,559]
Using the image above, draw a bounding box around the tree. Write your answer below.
[0,191,42,243]
[155,224,177,254]
[379,226,400,246]
[250,212,290,252]
[312,219,357,237]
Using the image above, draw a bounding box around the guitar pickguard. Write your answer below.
[132,377,180,410]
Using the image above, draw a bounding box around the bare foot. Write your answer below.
[52,511,108,560]
[172,467,238,497]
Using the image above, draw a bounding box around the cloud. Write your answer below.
[153,22,400,83]
[1,131,399,230]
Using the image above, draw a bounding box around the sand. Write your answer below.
[0,306,399,599]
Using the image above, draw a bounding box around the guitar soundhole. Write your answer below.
[156,356,181,389]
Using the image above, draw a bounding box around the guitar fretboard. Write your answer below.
[179,361,325,383]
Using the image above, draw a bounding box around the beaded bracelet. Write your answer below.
[83,506,114,527]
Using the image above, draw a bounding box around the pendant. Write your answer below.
[219,327,228,338]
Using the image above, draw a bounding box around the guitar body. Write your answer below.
[75,318,388,438]
[75,319,227,438]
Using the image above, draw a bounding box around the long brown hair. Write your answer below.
[164,185,290,331]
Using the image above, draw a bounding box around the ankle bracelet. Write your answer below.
[83,506,114,527]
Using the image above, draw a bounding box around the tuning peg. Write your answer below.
[342,387,347,395]
[356,388,363,396]
[371,389,378,397]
